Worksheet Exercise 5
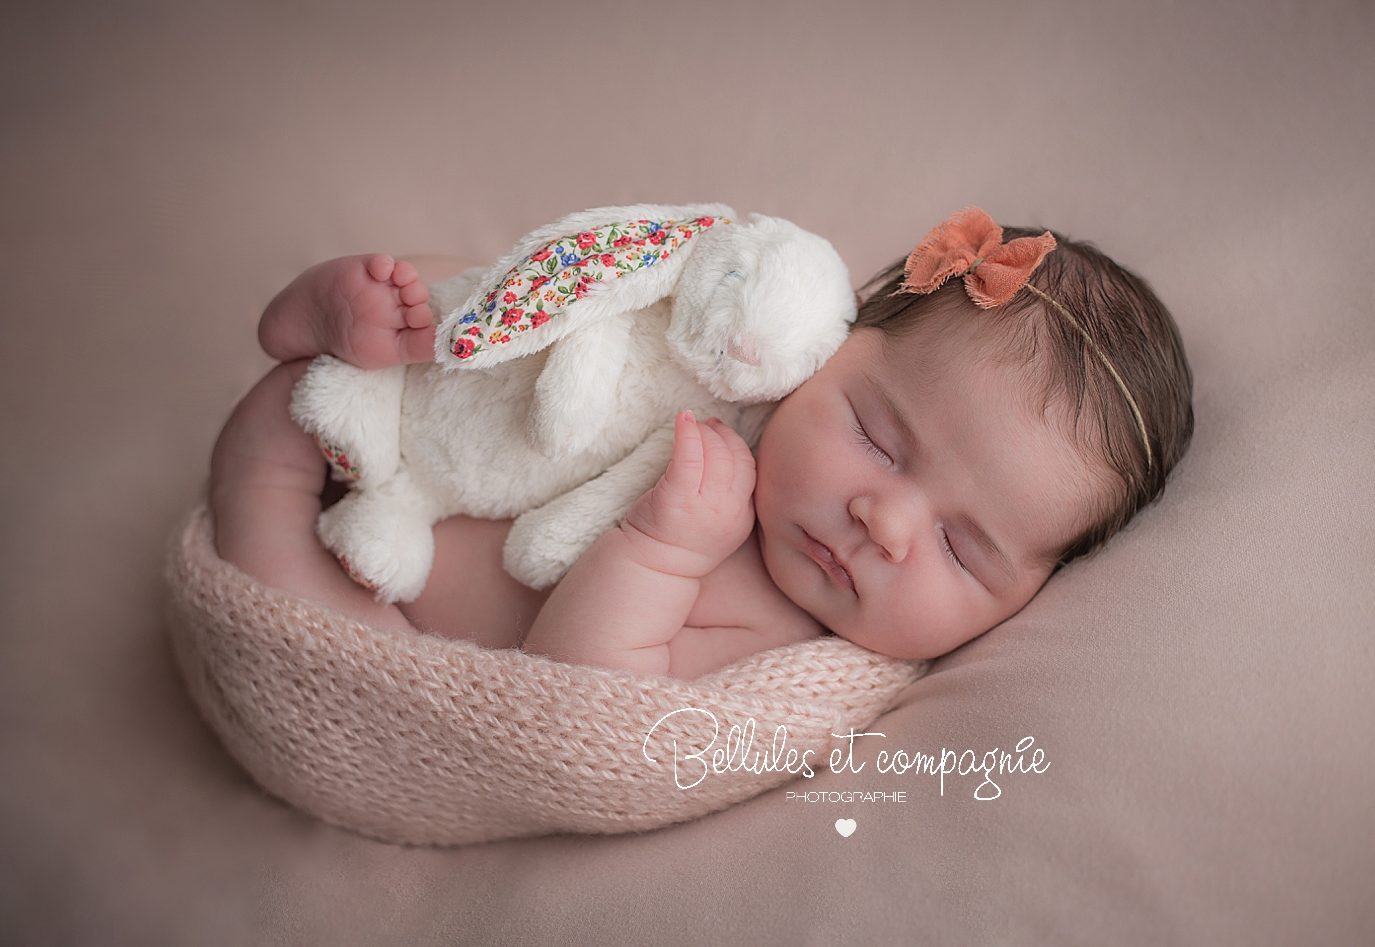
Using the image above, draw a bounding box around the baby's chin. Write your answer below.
[832,622,954,661]
[832,625,891,656]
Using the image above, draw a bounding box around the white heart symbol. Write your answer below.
[835,818,857,838]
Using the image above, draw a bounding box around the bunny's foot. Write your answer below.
[207,360,416,633]
[316,473,438,603]
[259,254,436,369]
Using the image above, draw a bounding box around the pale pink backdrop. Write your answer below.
[2,1,1372,943]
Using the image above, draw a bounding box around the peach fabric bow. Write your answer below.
[899,207,1057,309]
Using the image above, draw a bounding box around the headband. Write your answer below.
[895,206,1154,474]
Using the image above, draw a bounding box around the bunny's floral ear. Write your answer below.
[441,213,730,366]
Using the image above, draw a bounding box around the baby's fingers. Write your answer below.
[702,417,755,497]
[665,410,705,493]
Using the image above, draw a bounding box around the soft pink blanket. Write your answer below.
[165,505,926,846]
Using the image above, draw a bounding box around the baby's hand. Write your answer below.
[620,411,757,578]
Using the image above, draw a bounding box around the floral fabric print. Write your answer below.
[313,433,361,482]
[447,215,730,360]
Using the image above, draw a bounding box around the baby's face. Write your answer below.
[754,314,1106,660]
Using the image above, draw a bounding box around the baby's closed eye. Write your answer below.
[849,415,893,466]
[939,527,969,574]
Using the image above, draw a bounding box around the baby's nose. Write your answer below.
[849,495,913,563]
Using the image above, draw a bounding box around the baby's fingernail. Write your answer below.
[681,409,695,422]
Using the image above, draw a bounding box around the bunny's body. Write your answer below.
[290,203,855,602]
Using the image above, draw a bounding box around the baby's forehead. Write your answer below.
[864,325,1112,555]
[870,315,1049,413]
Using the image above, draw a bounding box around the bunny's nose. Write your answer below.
[726,336,761,366]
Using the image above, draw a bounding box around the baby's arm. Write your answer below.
[521,411,757,679]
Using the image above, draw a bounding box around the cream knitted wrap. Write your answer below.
[165,505,927,846]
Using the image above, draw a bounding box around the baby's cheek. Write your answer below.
[751,465,780,520]
[923,594,1000,659]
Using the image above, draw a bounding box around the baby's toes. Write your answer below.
[391,260,419,287]
[364,253,396,282]
[398,279,429,308]
[398,325,437,364]
[403,302,432,330]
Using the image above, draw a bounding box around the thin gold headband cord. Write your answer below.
[895,207,1153,475]
[1020,282,1154,474]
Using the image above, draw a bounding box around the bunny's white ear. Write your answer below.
[435,203,734,369]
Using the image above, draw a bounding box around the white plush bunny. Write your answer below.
[289,202,856,602]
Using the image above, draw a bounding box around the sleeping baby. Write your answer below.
[210,207,1193,680]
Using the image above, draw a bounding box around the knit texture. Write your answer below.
[165,505,927,846]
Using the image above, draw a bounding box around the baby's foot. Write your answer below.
[259,254,435,369]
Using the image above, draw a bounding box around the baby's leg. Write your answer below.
[398,515,553,650]
[209,359,415,634]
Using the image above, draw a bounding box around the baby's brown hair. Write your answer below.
[851,226,1194,569]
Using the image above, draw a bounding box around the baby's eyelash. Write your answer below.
[940,528,969,574]
[850,419,892,464]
